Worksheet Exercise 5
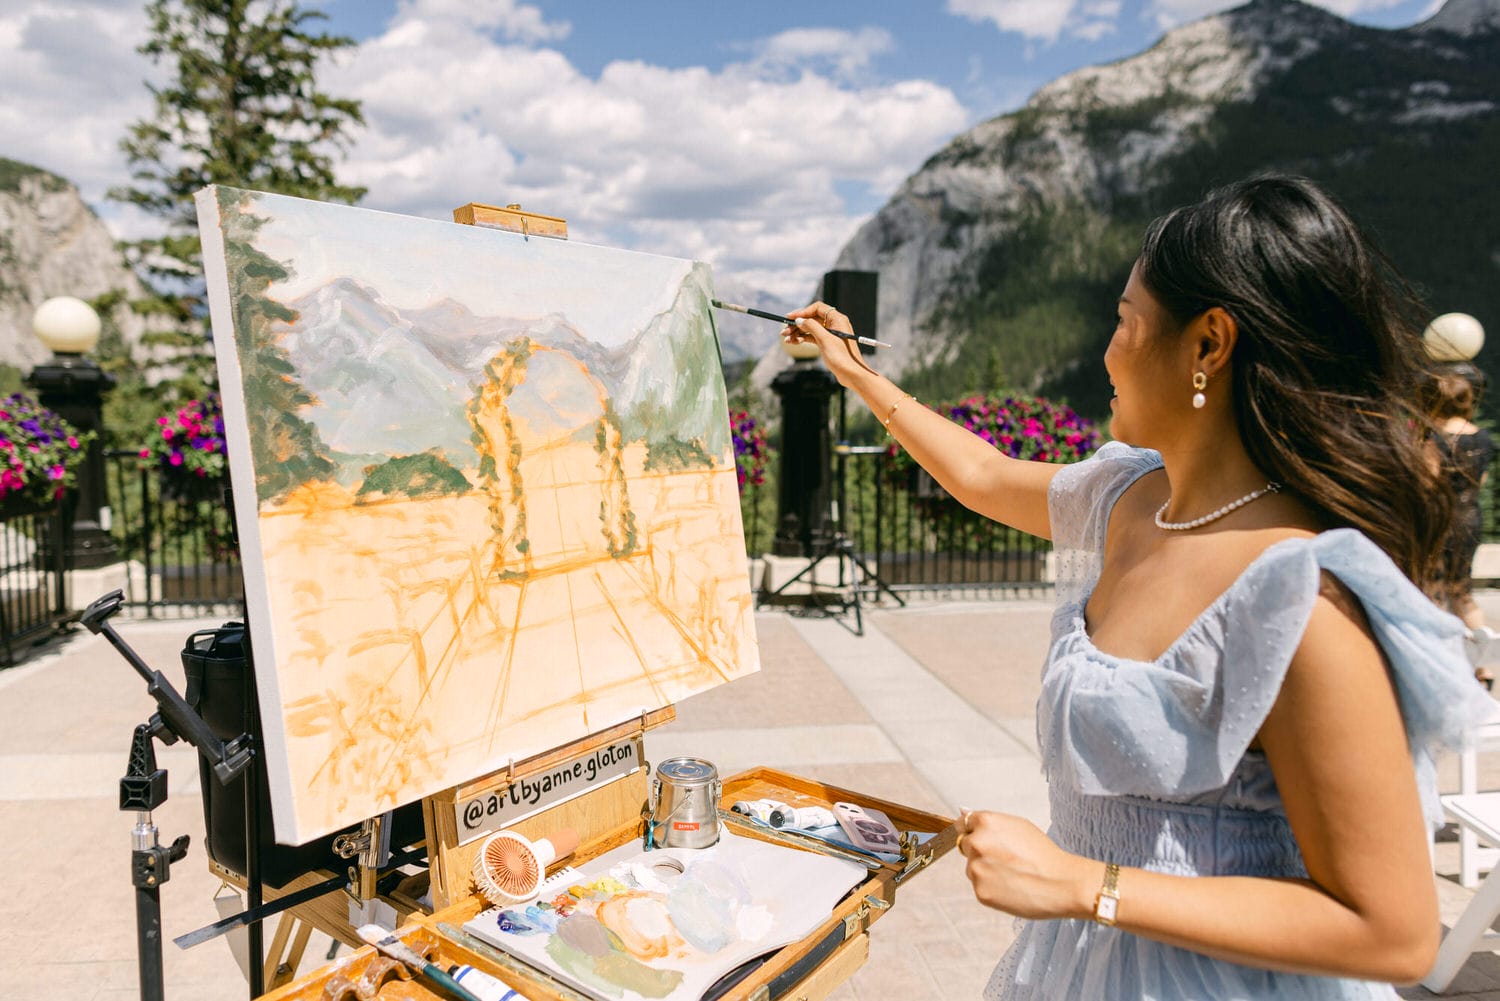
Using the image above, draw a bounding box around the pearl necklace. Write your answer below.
[1155,482,1280,531]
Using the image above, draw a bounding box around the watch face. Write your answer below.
[1097,894,1119,923]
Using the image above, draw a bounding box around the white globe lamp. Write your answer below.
[32,296,102,355]
[781,333,823,362]
[1423,312,1485,363]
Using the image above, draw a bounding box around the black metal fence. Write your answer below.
[15,434,1500,661]
[0,500,68,665]
[739,443,1052,595]
[103,449,244,615]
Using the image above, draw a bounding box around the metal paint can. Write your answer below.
[648,757,721,849]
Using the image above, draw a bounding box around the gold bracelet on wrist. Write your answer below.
[883,393,915,436]
[1093,861,1121,925]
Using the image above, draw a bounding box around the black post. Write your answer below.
[770,361,838,558]
[134,865,165,999]
[28,354,118,568]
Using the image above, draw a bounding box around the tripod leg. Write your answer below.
[847,550,905,607]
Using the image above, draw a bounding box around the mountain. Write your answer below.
[0,158,149,375]
[820,0,1500,417]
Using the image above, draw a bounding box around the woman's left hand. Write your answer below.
[957,809,1098,920]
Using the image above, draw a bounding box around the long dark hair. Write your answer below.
[1137,174,1451,589]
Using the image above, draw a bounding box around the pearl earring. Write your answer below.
[1192,372,1207,409]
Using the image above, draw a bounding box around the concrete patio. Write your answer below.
[4,591,1500,999]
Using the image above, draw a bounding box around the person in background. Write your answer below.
[782,174,1493,999]
[1426,365,1496,684]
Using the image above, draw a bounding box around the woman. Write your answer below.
[1426,368,1495,632]
[783,175,1493,998]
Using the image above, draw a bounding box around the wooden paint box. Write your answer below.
[257,764,956,1001]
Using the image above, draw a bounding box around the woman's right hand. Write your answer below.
[783,301,877,388]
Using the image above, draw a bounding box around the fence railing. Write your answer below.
[739,443,1053,594]
[0,499,69,665]
[103,449,244,615]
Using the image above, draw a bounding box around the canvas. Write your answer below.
[195,186,759,843]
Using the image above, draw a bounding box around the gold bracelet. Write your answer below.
[1093,862,1121,925]
[883,393,915,435]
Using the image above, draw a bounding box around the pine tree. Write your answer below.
[109,0,365,402]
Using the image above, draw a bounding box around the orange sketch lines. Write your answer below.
[592,567,670,707]
[617,558,733,685]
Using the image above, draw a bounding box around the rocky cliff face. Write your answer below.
[0,158,147,373]
[810,0,1500,415]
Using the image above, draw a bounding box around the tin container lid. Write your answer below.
[656,756,718,785]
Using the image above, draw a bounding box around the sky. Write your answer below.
[1,0,1446,304]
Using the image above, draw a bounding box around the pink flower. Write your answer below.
[67,436,80,448]
[47,465,65,480]
[168,452,184,466]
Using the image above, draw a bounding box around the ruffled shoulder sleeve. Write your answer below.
[1044,528,1494,825]
[1047,442,1162,607]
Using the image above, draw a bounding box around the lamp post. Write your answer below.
[770,338,838,558]
[28,296,119,569]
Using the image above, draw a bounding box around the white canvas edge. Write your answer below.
[193,185,305,845]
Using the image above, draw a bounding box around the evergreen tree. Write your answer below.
[109,0,365,404]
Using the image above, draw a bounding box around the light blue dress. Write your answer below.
[986,442,1494,1000]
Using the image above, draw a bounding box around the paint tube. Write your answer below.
[769,805,837,830]
[448,964,528,1001]
[729,799,780,824]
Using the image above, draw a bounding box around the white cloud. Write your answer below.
[0,3,970,302]
[390,0,570,43]
[0,2,156,204]
[754,26,896,80]
[947,0,1079,42]
[329,19,970,301]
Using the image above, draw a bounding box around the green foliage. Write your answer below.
[0,157,66,194]
[356,452,471,502]
[108,0,365,403]
[922,199,1137,415]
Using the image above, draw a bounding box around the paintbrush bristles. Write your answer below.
[356,924,426,968]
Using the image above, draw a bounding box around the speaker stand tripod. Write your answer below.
[759,533,904,636]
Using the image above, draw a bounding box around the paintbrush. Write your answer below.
[356,924,484,1001]
[711,300,893,349]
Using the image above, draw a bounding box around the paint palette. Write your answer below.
[461,829,866,1001]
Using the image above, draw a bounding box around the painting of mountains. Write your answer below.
[196,186,758,844]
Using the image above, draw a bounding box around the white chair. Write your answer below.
[1425,793,1500,991]
[1457,627,1500,888]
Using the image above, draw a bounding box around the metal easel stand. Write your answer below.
[82,589,262,1001]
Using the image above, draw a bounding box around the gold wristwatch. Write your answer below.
[1093,862,1121,925]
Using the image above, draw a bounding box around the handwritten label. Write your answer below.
[454,739,640,844]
